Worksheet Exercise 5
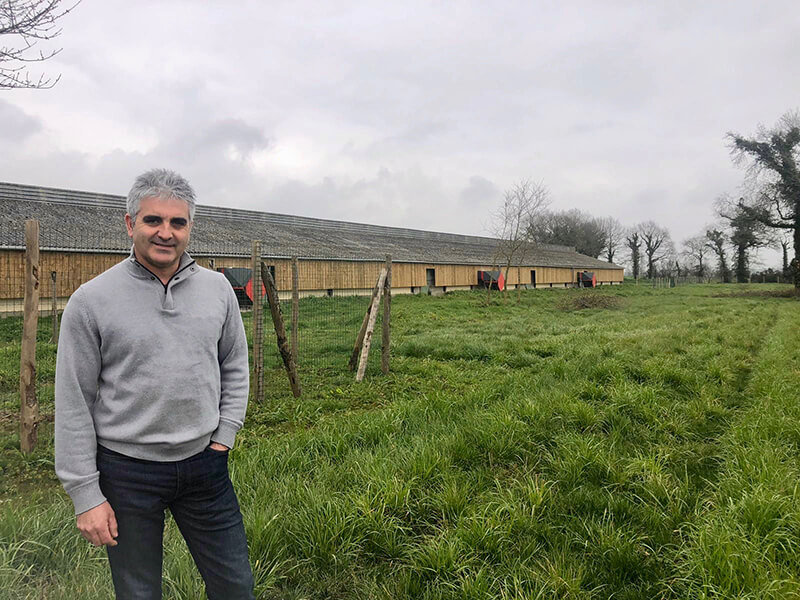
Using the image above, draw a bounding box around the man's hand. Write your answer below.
[77,501,118,547]
[209,442,229,451]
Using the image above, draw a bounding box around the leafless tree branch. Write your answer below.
[488,179,550,302]
[1,0,80,89]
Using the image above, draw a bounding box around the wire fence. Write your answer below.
[648,276,705,288]
[0,219,390,410]
[253,252,386,376]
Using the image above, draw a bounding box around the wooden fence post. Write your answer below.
[51,271,59,344]
[356,268,387,382]
[381,255,391,375]
[261,262,302,398]
[20,220,40,454]
[349,270,386,371]
[291,256,299,365]
[251,241,264,402]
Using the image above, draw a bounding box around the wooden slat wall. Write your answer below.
[194,257,250,270]
[0,250,126,299]
[0,250,625,299]
[535,267,576,284]
[0,250,22,299]
[297,260,382,290]
[593,268,624,283]
[388,262,417,287]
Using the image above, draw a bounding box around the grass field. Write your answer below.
[1,283,799,599]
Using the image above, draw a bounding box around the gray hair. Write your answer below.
[126,168,196,223]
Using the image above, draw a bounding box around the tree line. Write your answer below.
[492,111,800,288]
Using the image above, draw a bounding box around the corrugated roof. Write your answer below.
[0,181,623,269]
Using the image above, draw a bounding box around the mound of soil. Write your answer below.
[557,293,624,311]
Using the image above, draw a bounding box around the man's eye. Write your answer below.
[142,216,162,225]
[170,219,188,228]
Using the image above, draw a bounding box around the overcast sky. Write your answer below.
[3,1,798,268]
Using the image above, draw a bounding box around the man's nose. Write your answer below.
[156,222,173,238]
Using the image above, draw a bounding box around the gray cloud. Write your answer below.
[0,100,41,142]
[459,176,501,210]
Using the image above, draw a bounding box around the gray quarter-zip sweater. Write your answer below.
[55,252,250,515]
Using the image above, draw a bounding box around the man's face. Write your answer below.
[125,195,192,277]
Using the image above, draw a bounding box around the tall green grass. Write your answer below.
[677,306,800,599]
[0,284,798,598]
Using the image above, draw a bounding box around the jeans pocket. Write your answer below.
[205,447,230,470]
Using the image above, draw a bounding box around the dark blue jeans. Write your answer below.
[97,445,254,600]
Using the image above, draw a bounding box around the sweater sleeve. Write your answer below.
[210,280,250,448]
[54,288,107,515]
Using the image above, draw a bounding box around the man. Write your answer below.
[55,169,254,599]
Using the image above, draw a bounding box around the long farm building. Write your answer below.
[0,182,623,308]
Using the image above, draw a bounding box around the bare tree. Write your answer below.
[672,257,689,278]
[625,230,642,280]
[1,0,80,89]
[489,179,550,302]
[728,111,800,287]
[655,245,680,278]
[599,216,624,264]
[683,235,709,279]
[638,221,673,279]
[705,228,731,283]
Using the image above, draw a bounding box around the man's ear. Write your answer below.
[125,214,134,237]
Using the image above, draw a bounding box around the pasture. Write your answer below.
[1,284,799,599]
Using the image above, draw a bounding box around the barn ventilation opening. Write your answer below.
[426,268,435,287]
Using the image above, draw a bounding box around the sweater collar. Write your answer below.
[126,247,196,280]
